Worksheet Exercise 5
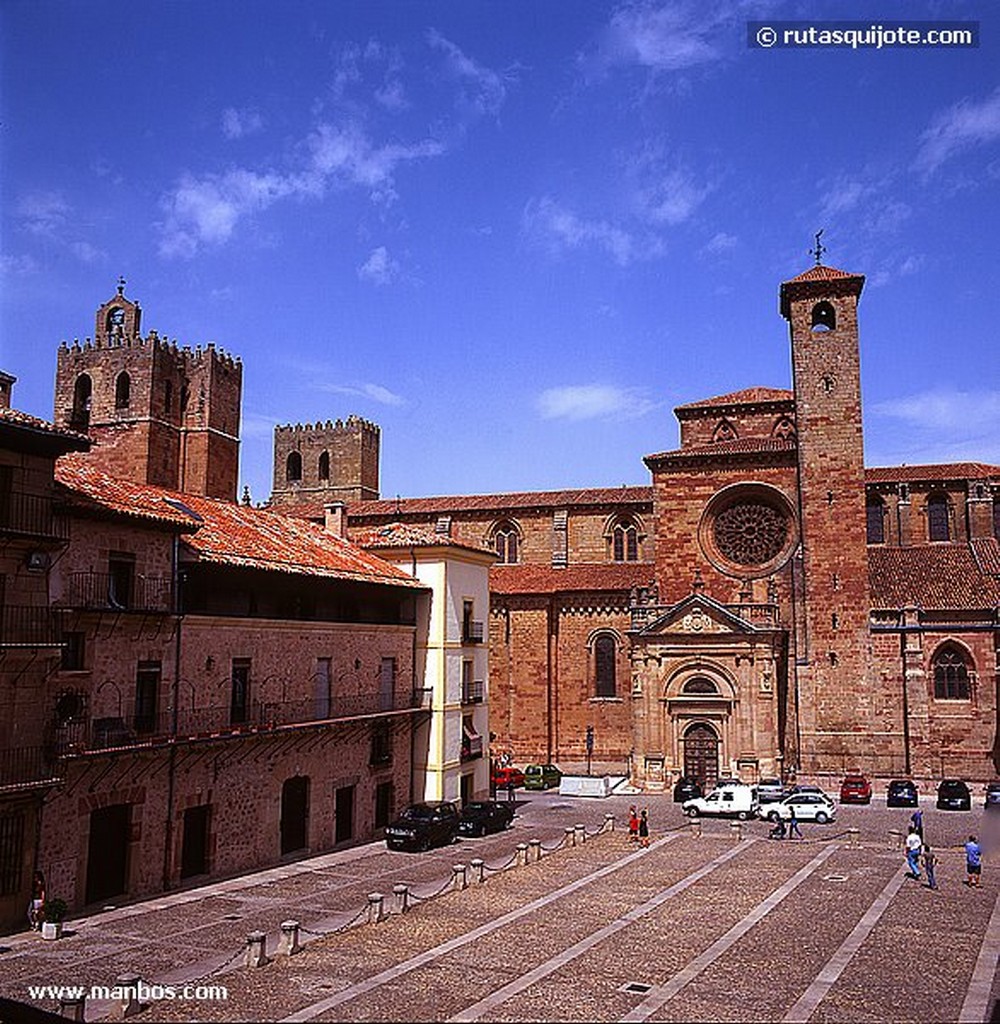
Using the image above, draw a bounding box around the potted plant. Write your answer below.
[40,898,67,940]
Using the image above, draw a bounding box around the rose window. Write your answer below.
[713,501,788,567]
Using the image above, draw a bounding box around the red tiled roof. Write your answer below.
[971,538,1000,577]
[349,485,653,518]
[490,562,653,595]
[352,522,496,558]
[783,264,858,284]
[0,407,90,446]
[645,437,797,463]
[675,388,793,412]
[868,546,1000,609]
[866,463,1000,484]
[55,457,423,588]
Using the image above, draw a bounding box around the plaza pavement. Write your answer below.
[2,789,1000,1022]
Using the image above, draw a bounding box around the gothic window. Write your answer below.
[71,374,92,431]
[772,416,796,441]
[594,634,616,698]
[611,518,639,562]
[682,677,718,695]
[810,301,836,332]
[933,646,971,700]
[318,451,330,481]
[927,493,950,542]
[493,521,520,564]
[866,497,886,544]
[286,451,302,483]
[712,419,737,443]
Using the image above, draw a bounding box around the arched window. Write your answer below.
[933,645,971,700]
[810,301,836,332]
[866,497,886,544]
[493,521,519,564]
[611,518,640,562]
[594,634,616,697]
[682,677,718,695]
[318,451,330,481]
[71,374,92,431]
[286,451,302,483]
[927,493,950,542]
[115,371,131,410]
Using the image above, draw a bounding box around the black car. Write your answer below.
[673,777,702,802]
[886,779,918,807]
[937,779,971,811]
[986,782,1000,811]
[384,801,460,851]
[457,800,514,838]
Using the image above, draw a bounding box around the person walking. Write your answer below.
[905,826,922,879]
[966,835,983,887]
[27,870,45,930]
[923,844,938,890]
[506,777,516,803]
[627,805,640,845]
[788,806,802,839]
[911,807,924,839]
[638,808,650,848]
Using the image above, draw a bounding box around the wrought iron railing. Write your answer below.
[462,620,485,643]
[0,492,69,541]
[461,679,484,704]
[61,572,173,613]
[53,688,433,755]
[0,746,63,790]
[0,606,62,647]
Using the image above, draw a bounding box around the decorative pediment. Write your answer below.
[636,593,761,637]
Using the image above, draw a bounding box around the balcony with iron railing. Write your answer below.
[0,606,63,648]
[52,688,433,756]
[461,679,484,704]
[60,572,174,613]
[462,620,485,644]
[0,745,64,791]
[0,492,69,542]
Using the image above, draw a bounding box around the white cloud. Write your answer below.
[221,107,264,140]
[319,382,406,406]
[426,29,511,119]
[873,388,1000,434]
[537,384,657,421]
[16,190,70,237]
[358,246,400,285]
[71,241,105,264]
[0,253,38,276]
[634,164,711,225]
[523,196,659,266]
[915,86,1000,174]
[702,231,737,255]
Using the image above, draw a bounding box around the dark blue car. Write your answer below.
[886,779,918,807]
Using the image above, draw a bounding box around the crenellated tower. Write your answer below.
[54,280,243,501]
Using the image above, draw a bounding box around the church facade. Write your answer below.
[276,263,1000,789]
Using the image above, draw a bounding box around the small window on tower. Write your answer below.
[71,374,92,432]
[115,372,131,410]
[810,301,836,332]
[286,451,302,483]
[318,451,330,481]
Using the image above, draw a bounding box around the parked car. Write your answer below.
[936,779,971,811]
[840,774,873,804]
[787,783,832,799]
[673,777,702,802]
[755,778,785,804]
[683,784,758,820]
[384,801,460,852]
[457,800,515,837]
[523,763,562,790]
[759,792,837,825]
[886,779,918,808]
[985,781,1000,811]
[491,765,525,790]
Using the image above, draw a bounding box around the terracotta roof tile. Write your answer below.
[866,463,1000,484]
[0,407,90,446]
[490,562,653,595]
[971,538,1000,577]
[675,388,793,412]
[55,457,423,588]
[868,545,1000,609]
[352,521,496,557]
[783,264,858,284]
[645,437,797,462]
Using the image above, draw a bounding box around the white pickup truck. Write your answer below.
[682,783,758,820]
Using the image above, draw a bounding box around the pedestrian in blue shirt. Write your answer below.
[910,807,923,839]
[966,835,982,887]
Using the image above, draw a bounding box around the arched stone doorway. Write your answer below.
[683,723,719,791]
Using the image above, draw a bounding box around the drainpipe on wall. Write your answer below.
[162,533,182,893]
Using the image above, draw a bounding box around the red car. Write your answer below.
[491,765,525,790]
[840,773,872,804]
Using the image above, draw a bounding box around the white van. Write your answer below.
[682,784,758,820]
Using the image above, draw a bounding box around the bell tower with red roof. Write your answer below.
[781,258,879,772]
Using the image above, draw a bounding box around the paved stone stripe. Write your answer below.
[959,886,1000,1023]
[279,835,684,1023]
[448,839,755,1022]
[620,842,840,1023]
[781,866,907,1022]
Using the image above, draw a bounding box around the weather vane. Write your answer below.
[809,230,826,266]
[117,275,127,295]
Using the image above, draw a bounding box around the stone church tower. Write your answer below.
[54,281,243,501]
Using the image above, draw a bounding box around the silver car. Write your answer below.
[758,792,836,825]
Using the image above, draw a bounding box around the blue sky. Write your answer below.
[2,0,998,504]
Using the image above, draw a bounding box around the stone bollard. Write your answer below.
[516,842,529,867]
[245,931,267,968]
[117,973,142,1017]
[367,892,385,925]
[574,823,586,846]
[689,817,702,838]
[847,827,860,849]
[604,813,616,833]
[58,995,85,1021]
[564,826,576,848]
[452,864,468,891]
[730,820,744,841]
[393,883,411,913]
[529,838,542,862]
[470,858,485,884]
[278,920,301,956]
